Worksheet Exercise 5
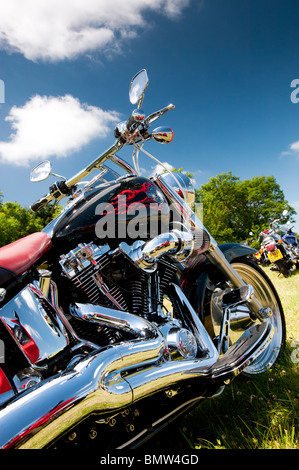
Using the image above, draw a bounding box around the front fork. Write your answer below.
[154,174,272,323]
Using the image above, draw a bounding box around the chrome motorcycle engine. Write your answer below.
[59,241,198,360]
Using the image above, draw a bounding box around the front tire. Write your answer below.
[209,259,286,376]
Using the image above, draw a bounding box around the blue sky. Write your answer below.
[0,0,299,233]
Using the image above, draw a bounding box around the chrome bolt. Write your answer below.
[89,428,97,439]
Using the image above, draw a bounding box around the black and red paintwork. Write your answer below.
[45,176,171,250]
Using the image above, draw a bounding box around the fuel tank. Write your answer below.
[44,176,170,249]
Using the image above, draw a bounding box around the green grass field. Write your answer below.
[265,266,299,341]
[145,266,299,450]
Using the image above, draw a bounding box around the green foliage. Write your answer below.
[170,166,194,179]
[196,172,296,243]
[0,192,61,247]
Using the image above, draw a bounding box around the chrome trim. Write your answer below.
[153,174,212,254]
[0,327,215,449]
[159,322,197,359]
[110,154,136,175]
[69,303,157,339]
[66,141,124,189]
[210,322,274,379]
[0,288,6,302]
[0,284,71,367]
[49,281,80,343]
[153,173,268,320]
[170,283,218,358]
[151,126,173,144]
[38,270,51,298]
[129,69,149,109]
[159,172,195,208]
[117,228,194,273]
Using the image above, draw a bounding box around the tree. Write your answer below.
[196,172,296,243]
[0,197,61,247]
[169,167,194,179]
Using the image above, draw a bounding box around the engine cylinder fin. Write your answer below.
[158,259,178,303]
[131,273,149,317]
[62,244,128,310]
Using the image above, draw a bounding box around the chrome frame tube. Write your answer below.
[170,283,218,358]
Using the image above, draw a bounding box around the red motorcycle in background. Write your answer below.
[258,211,297,277]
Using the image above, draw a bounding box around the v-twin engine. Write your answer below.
[59,238,199,358]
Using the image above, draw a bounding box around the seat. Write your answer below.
[0,233,51,287]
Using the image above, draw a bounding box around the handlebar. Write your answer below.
[144,104,175,125]
[31,194,55,212]
[30,141,123,212]
[30,103,175,212]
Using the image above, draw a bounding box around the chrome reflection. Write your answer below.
[159,172,195,208]
[0,284,70,366]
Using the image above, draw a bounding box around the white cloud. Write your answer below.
[290,141,299,153]
[151,162,174,175]
[150,163,200,187]
[0,94,120,166]
[280,139,299,159]
[0,0,190,62]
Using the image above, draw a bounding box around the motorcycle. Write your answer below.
[0,70,286,450]
[258,211,296,277]
[282,225,299,268]
[254,246,270,267]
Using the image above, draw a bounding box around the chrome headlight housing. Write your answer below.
[159,172,195,208]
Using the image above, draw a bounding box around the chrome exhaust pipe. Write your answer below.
[69,302,157,339]
[0,340,216,449]
[0,298,219,449]
[0,328,165,449]
[0,291,273,449]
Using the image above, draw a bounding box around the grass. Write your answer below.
[181,345,298,450]
[265,266,299,341]
[145,266,299,450]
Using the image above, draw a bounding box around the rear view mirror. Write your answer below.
[30,161,52,182]
[129,69,149,109]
